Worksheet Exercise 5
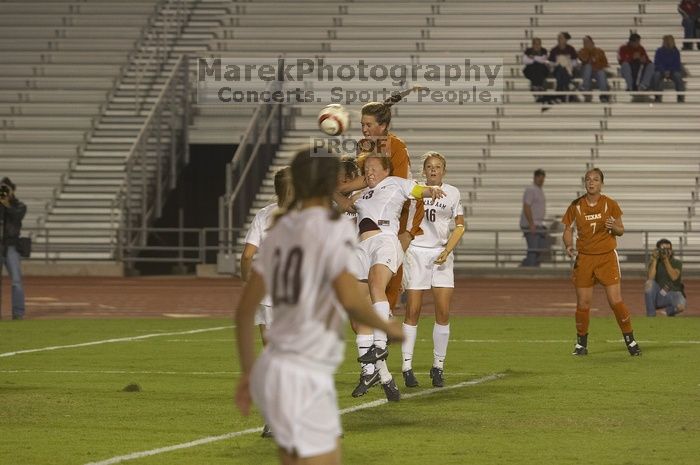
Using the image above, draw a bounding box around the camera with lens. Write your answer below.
[0,184,10,199]
[657,247,669,258]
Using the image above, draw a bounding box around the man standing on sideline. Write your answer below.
[645,239,687,317]
[520,169,547,267]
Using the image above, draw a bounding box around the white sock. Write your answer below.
[372,301,391,349]
[433,322,450,369]
[375,359,392,384]
[401,323,418,372]
[356,334,375,375]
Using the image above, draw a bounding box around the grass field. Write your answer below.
[1,316,699,465]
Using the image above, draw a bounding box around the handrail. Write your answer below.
[123,54,186,169]
[22,226,700,269]
[119,54,190,251]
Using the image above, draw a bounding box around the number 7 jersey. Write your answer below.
[562,194,622,255]
[252,206,358,373]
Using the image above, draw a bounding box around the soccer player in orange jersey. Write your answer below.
[562,168,641,356]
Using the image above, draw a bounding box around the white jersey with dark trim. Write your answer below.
[244,203,277,306]
[354,176,417,236]
[411,183,463,249]
[252,207,357,373]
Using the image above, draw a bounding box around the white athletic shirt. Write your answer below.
[244,203,277,306]
[411,183,463,249]
[253,207,357,373]
[353,176,418,236]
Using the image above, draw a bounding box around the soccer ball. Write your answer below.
[317,104,350,136]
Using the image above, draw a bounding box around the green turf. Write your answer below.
[1,317,699,465]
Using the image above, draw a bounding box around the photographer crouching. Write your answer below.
[0,177,27,320]
[644,238,686,317]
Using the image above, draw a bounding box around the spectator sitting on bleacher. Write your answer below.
[547,32,579,103]
[653,35,686,103]
[678,0,700,50]
[523,38,550,103]
[578,36,610,102]
[618,33,654,94]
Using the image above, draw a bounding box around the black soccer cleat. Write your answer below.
[357,344,388,364]
[261,424,273,438]
[351,371,380,398]
[402,369,419,388]
[572,344,588,356]
[627,341,641,356]
[382,378,401,402]
[430,367,445,388]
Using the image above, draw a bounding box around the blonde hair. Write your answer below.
[421,151,447,172]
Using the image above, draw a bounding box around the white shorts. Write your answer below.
[350,232,403,281]
[250,351,341,458]
[254,304,273,326]
[403,246,455,290]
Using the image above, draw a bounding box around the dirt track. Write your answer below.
[2,276,695,320]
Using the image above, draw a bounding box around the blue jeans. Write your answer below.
[1,245,25,319]
[620,62,654,91]
[580,64,609,92]
[521,226,547,267]
[652,71,685,101]
[682,17,699,48]
[644,280,686,317]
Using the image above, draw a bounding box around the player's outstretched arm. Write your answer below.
[234,271,266,416]
[333,271,404,342]
[338,175,367,195]
[435,216,466,264]
[410,184,446,201]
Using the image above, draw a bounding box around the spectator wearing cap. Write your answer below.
[653,35,686,103]
[578,35,610,102]
[547,32,579,103]
[519,169,547,267]
[618,33,654,94]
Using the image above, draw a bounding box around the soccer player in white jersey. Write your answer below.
[239,167,293,438]
[235,148,403,465]
[343,152,445,401]
[240,167,293,347]
[401,152,465,388]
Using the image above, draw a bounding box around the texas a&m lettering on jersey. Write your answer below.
[411,183,463,249]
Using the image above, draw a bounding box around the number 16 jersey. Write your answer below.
[411,183,463,249]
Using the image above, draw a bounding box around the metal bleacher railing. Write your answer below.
[115,54,191,259]
[22,225,700,274]
[215,77,293,274]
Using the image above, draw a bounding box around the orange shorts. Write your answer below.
[572,250,621,287]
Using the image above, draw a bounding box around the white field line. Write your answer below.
[0,326,233,358]
[0,370,484,377]
[83,372,506,465]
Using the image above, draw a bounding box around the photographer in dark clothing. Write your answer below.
[0,177,27,320]
[645,238,686,317]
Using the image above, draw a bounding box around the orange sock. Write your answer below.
[575,308,590,336]
[611,302,633,333]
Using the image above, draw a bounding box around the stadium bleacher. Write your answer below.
[1,0,698,270]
